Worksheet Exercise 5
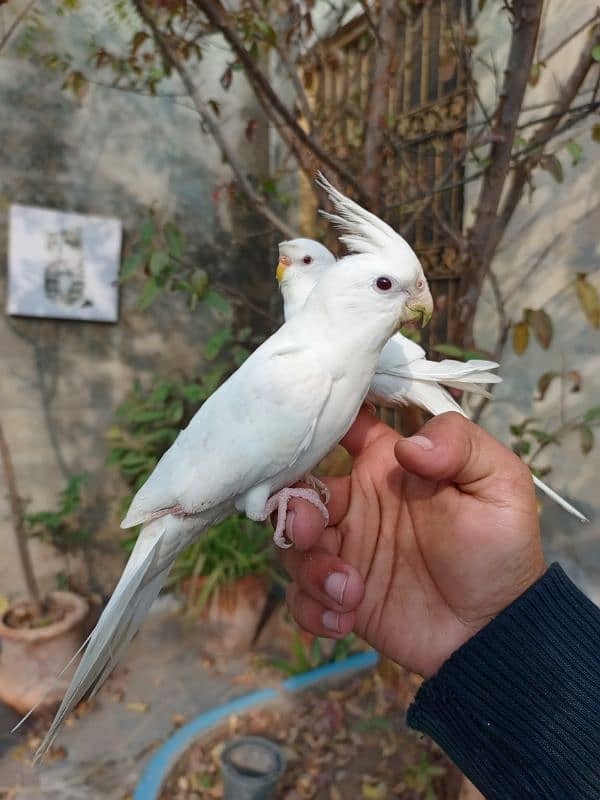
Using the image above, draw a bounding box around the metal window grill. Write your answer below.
[300,0,470,430]
[301,0,469,349]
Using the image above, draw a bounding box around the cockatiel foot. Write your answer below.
[264,487,330,549]
[304,473,331,504]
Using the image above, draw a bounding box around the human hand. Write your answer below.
[279,410,546,678]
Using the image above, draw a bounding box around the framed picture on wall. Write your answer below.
[7,205,122,323]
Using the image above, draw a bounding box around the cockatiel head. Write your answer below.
[277,238,336,319]
[277,179,433,328]
[315,173,433,328]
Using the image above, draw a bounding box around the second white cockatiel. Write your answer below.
[25,185,433,761]
[277,177,586,522]
[277,238,500,416]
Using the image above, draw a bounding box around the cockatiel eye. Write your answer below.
[375,276,393,291]
[302,255,313,265]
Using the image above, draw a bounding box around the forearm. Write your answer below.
[407,564,600,800]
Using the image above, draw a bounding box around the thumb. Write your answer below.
[394,412,533,499]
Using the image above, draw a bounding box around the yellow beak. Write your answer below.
[406,288,434,328]
[276,255,292,283]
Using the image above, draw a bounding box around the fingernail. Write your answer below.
[285,510,296,542]
[322,610,340,632]
[324,572,348,605]
[405,434,434,450]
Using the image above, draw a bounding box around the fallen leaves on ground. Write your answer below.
[160,673,457,800]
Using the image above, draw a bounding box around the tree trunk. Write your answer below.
[0,420,43,613]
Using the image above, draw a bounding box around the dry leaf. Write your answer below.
[529,309,553,349]
[125,702,149,713]
[512,321,529,355]
[575,274,600,328]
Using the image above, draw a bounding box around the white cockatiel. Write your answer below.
[25,184,434,762]
[278,238,501,416]
[277,178,586,522]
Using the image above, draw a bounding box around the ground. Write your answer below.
[0,596,261,800]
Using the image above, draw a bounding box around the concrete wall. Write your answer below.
[0,2,272,597]
[468,0,600,598]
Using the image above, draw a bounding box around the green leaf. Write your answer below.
[205,327,232,360]
[513,440,531,456]
[566,139,583,166]
[138,278,160,310]
[165,223,184,258]
[512,321,529,355]
[181,384,206,404]
[584,406,600,424]
[592,44,600,62]
[580,424,594,455]
[121,250,146,280]
[139,215,155,246]
[540,153,564,183]
[149,249,169,276]
[592,124,600,143]
[529,62,541,87]
[190,268,209,298]
[204,289,232,317]
[528,429,559,446]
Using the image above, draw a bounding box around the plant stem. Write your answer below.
[0,420,43,613]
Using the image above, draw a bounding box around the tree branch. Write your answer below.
[0,420,42,611]
[246,0,314,131]
[468,0,543,268]
[361,0,400,211]
[538,10,599,65]
[0,0,38,53]
[133,0,297,240]
[497,24,600,234]
[454,0,543,346]
[191,0,367,202]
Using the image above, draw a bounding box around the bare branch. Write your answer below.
[539,10,599,65]
[0,420,43,611]
[246,0,314,131]
[0,0,38,53]
[133,0,297,240]
[361,0,400,210]
[498,24,600,233]
[468,0,543,267]
[191,0,367,202]
[357,0,381,46]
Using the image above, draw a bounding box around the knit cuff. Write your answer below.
[407,563,600,800]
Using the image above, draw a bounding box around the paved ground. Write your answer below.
[0,597,262,800]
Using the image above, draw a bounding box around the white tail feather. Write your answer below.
[531,475,588,523]
[409,392,587,522]
[32,540,162,762]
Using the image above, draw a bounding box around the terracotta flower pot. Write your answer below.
[182,574,270,654]
[0,590,89,715]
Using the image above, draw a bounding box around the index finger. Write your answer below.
[285,475,350,550]
[341,407,398,458]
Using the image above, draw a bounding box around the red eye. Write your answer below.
[303,255,313,265]
[376,277,392,291]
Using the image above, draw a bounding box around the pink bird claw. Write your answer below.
[264,487,330,549]
[304,473,330,504]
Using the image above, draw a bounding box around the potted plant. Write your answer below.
[169,514,278,653]
[0,422,89,715]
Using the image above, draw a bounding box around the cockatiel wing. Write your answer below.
[122,344,333,528]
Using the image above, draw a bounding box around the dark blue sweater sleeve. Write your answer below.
[407,563,600,799]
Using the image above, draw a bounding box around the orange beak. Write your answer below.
[276,254,292,282]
